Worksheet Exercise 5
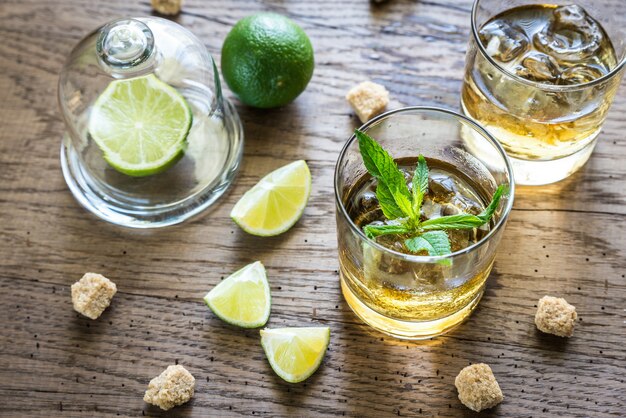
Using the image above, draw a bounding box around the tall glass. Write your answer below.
[334,107,514,339]
[462,0,626,185]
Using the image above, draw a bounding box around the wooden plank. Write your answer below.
[0,0,624,416]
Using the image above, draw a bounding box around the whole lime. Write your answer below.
[221,13,314,109]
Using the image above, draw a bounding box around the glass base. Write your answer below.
[340,275,484,340]
[60,100,244,228]
[506,138,596,185]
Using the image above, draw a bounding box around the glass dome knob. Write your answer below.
[97,19,155,69]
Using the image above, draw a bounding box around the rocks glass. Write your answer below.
[334,107,514,339]
[461,0,625,185]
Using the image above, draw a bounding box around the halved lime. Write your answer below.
[260,326,330,383]
[203,261,271,328]
[231,160,311,236]
[88,74,192,177]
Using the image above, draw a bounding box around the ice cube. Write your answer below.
[429,174,457,198]
[355,209,383,227]
[353,187,382,227]
[411,264,445,290]
[421,199,443,220]
[378,256,409,276]
[442,203,462,216]
[534,5,603,63]
[359,191,379,211]
[400,168,412,183]
[362,241,411,286]
[559,64,605,85]
[514,51,560,83]
[448,229,470,252]
[479,20,529,63]
[451,195,483,215]
[375,239,409,274]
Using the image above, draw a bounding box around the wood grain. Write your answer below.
[0,0,625,416]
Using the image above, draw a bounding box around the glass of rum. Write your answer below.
[334,107,514,339]
[462,0,626,185]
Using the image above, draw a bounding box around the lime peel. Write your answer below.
[260,326,330,383]
[203,261,271,328]
[221,13,314,108]
[231,160,311,236]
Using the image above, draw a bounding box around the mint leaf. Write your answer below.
[356,130,414,219]
[412,154,429,215]
[477,184,506,223]
[421,214,484,230]
[363,223,411,239]
[405,231,451,256]
[420,185,508,230]
[376,182,405,220]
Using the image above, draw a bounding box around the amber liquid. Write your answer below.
[462,4,618,160]
[339,158,496,334]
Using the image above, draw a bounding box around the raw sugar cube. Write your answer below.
[151,0,183,15]
[144,365,195,411]
[346,81,390,123]
[535,295,577,337]
[455,363,504,412]
[71,273,117,320]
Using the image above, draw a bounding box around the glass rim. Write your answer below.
[333,106,515,263]
[470,0,626,91]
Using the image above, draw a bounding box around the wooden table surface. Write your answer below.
[1,0,625,416]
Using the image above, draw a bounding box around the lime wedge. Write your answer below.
[231,160,311,236]
[260,327,330,383]
[203,261,271,328]
[88,74,192,177]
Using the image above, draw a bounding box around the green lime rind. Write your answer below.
[88,74,193,177]
[260,327,330,383]
[230,160,312,237]
[229,178,310,237]
[101,145,186,178]
[221,12,314,109]
[203,261,271,328]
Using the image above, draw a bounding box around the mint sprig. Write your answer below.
[355,129,507,257]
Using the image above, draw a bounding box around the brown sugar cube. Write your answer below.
[71,273,117,320]
[455,363,504,412]
[151,0,183,15]
[346,81,389,123]
[535,295,577,337]
[144,365,195,411]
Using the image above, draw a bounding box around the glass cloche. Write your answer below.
[59,17,243,228]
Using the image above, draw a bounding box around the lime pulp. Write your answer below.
[88,74,193,177]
